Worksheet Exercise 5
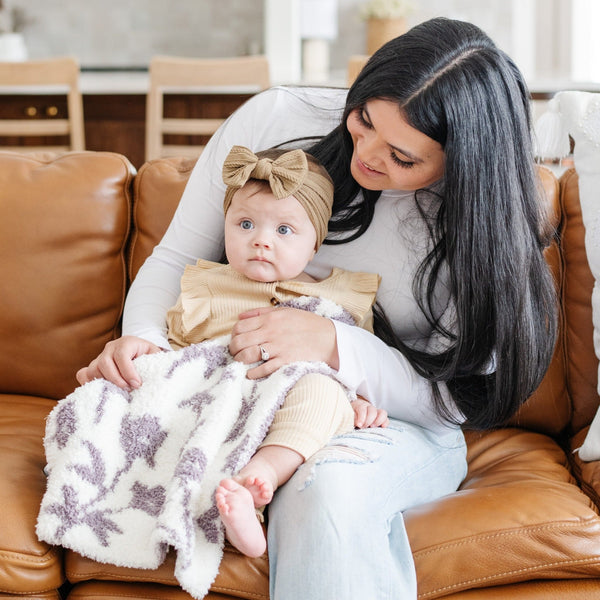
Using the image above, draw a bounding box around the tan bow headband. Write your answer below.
[222,145,334,247]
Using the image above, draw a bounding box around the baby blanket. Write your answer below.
[36,296,354,599]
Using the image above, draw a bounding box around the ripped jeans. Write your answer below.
[267,420,467,600]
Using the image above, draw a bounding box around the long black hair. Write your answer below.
[307,17,558,430]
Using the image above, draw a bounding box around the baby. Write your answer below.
[166,145,388,556]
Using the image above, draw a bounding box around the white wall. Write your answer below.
[6,0,591,85]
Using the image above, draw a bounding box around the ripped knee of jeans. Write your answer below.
[293,438,378,491]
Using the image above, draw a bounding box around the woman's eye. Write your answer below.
[357,108,373,129]
[240,219,253,230]
[277,225,292,235]
[390,152,415,169]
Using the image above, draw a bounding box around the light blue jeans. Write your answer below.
[267,419,468,600]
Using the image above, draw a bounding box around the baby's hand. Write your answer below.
[351,398,389,429]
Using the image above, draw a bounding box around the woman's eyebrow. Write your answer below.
[389,143,422,163]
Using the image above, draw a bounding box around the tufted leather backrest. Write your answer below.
[512,169,599,438]
[128,156,198,282]
[0,151,134,400]
[509,166,570,435]
[556,170,598,435]
[132,160,580,437]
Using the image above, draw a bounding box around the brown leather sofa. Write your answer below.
[2,150,600,600]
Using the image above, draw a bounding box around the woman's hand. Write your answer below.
[351,398,389,429]
[76,335,163,389]
[229,306,339,379]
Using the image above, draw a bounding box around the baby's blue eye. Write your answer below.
[277,225,292,235]
[240,220,253,230]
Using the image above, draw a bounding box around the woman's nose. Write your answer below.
[358,131,381,166]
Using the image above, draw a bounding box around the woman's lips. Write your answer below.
[356,156,383,176]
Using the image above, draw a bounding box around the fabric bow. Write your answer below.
[222,145,308,199]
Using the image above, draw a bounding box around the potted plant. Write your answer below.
[360,0,415,54]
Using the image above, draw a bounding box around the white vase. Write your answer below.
[0,33,27,61]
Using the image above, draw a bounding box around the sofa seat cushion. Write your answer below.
[67,581,240,600]
[64,578,600,600]
[437,578,600,599]
[0,395,63,595]
[64,428,600,599]
[65,545,268,600]
[406,428,600,598]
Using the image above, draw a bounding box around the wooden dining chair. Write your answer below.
[347,55,370,87]
[145,55,270,162]
[0,56,85,153]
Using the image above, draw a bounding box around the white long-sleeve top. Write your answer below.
[123,86,462,434]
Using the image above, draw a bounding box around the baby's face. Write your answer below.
[224,182,317,283]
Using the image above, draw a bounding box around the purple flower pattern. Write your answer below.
[197,504,222,544]
[45,484,123,547]
[129,481,166,517]
[120,414,167,468]
[52,400,76,449]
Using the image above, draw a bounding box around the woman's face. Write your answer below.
[346,99,445,191]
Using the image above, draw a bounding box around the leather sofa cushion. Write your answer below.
[64,428,600,599]
[64,578,600,600]
[570,426,600,507]
[66,544,269,600]
[508,166,569,436]
[128,156,197,282]
[0,151,134,400]
[0,395,63,595]
[557,170,599,433]
[128,159,576,440]
[67,581,240,600]
[407,428,600,597]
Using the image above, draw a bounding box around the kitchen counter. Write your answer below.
[0,70,268,95]
[0,68,349,95]
[80,70,276,95]
[1,67,591,97]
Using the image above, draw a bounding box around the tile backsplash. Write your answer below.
[9,0,518,77]
[13,0,265,67]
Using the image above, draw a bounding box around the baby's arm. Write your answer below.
[351,397,389,429]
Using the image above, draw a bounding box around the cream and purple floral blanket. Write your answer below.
[36,297,354,599]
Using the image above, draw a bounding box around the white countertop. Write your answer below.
[0,69,348,95]
[0,69,596,96]
[80,71,148,94]
[0,71,266,95]
[73,72,600,96]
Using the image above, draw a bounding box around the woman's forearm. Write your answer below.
[332,321,459,430]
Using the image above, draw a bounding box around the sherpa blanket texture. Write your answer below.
[37,296,354,599]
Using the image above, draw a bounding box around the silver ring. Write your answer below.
[259,345,270,361]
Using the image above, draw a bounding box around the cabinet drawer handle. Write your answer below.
[46,106,59,117]
[25,106,37,117]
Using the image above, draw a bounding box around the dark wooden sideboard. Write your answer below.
[0,91,253,169]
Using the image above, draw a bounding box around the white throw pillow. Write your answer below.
[536,91,600,460]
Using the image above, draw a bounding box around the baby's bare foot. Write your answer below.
[241,475,274,508]
[215,478,266,558]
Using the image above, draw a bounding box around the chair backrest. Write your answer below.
[145,55,270,162]
[347,55,370,87]
[0,57,85,153]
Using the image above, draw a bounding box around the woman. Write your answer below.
[77,17,557,599]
